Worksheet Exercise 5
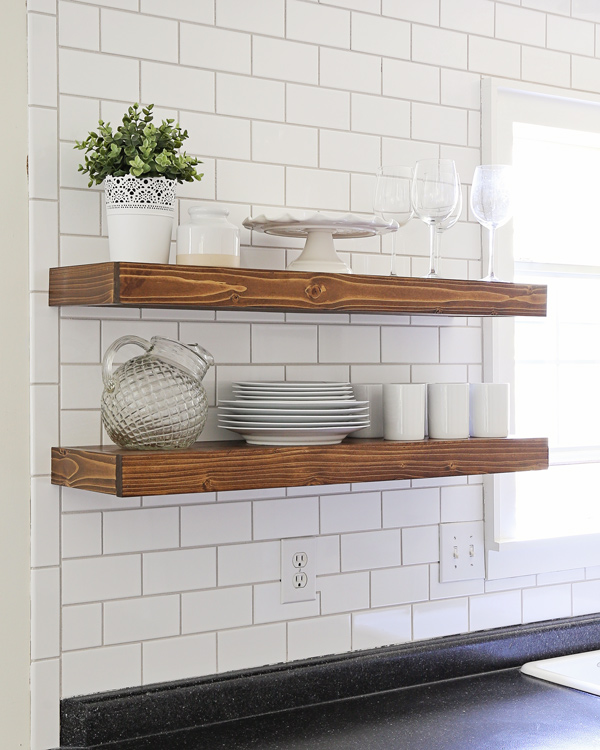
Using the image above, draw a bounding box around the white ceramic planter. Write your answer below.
[104,174,176,263]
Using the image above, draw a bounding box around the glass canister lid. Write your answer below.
[188,205,230,219]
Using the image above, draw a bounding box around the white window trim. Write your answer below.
[482,77,600,579]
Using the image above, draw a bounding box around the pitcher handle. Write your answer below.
[102,335,151,392]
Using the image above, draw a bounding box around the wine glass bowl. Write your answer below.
[411,159,460,278]
[438,179,463,231]
[373,165,414,276]
[470,164,513,282]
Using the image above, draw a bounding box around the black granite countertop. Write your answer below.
[64,667,600,750]
[59,616,600,750]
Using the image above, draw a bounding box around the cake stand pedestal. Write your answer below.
[243,212,398,274]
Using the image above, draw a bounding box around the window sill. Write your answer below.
[487,532,600,579]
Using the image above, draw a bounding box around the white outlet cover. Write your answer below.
[281,537,317,604]
[439,521,485,582]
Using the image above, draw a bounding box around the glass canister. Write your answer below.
[176,205,241,267]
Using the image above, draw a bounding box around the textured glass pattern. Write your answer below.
[101,349,209,450]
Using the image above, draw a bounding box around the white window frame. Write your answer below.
[482,77,600,579]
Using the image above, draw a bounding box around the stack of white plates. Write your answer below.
[218,382,370,446]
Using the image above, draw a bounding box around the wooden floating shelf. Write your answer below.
[49,262,547,317]
[51,437,548,498]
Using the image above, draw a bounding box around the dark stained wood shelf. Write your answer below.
[49,262,547,317]
[51,437,548,497]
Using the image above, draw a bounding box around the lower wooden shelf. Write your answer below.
[51,437,549,498]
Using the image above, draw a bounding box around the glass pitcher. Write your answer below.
[101,335,214,450]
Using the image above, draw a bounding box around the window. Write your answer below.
[482,79,600,579]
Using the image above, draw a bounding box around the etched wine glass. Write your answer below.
[470,164,513,282]
[411,159,460,278]
[373,165,414,276]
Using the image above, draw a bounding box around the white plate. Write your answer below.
[219,406,369,416]
[219,423,366,446]
[232,388,354,396]
[219,419,370,429]
[219,412,369,423]
[219,399,369,410]
[220,414,369,424]
[234,381,352,389]
[234,384,353,390]
[242,212,397,239]
[230,394,354,401]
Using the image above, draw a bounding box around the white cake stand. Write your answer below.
[243,211,398,274]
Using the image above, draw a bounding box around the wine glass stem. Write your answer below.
[427,223,437,277]
[390,231,397,276]
[487,226,496,280]
[433,229,441,276]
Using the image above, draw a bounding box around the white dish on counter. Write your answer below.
[521,650,600,696]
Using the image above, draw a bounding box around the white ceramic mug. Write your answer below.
[469,383,509,438]
[383,384,426,441]
[350,383,383,438]
[427,383,470,439]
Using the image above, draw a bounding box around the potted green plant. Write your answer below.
[75,103,203,263]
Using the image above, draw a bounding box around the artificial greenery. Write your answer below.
[75,103,203,186]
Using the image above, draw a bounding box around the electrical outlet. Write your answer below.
[439,521,485,582]
[281,537,316,603]
[293,552,308,568]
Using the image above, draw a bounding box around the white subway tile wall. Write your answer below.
[27,1,600,746]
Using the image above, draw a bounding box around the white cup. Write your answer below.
[469,383,509,438]
[427,383,470,440]
[383,384,426,441]
[351,383,383,438]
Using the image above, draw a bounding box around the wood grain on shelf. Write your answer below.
[51,438,549,497]
[49,262,547,317]
[51,447,121,496]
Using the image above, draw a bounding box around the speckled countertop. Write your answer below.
[58,616,600,749]
[62,667,600,749]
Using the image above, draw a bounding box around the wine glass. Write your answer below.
[411,159,460,278]
[470,165,513,282]
[373,165,414,276]
[432,178,463,278]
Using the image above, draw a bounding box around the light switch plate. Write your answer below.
[439,521,485,582]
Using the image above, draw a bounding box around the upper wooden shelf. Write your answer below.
[49,263,547,317]
[51,437,548,497]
